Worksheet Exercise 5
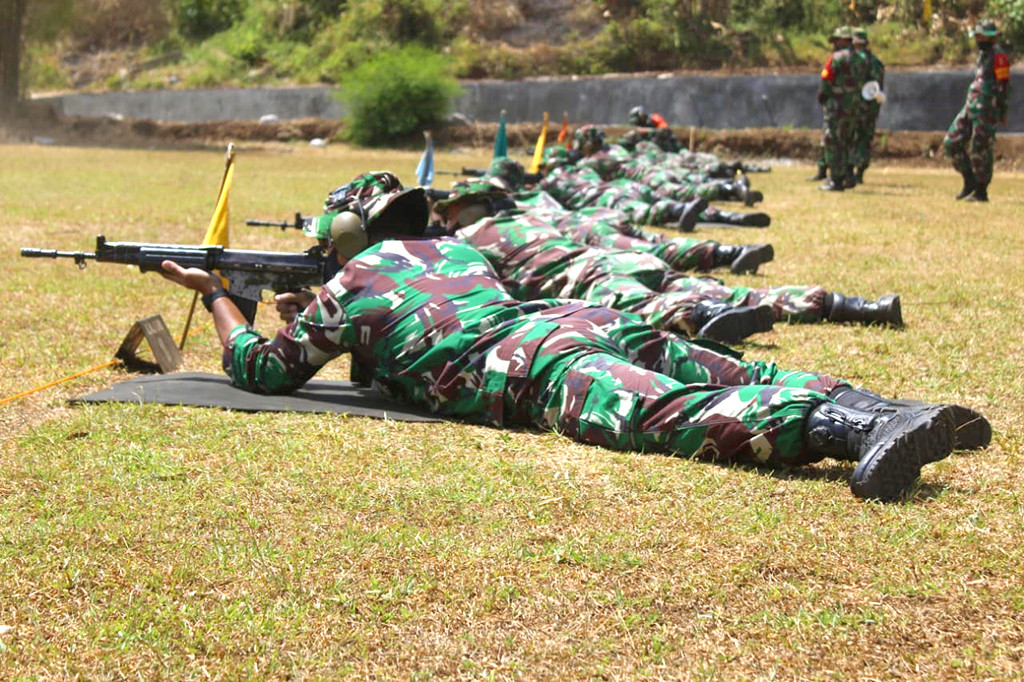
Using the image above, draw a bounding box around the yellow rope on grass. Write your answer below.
[0,323,210,406]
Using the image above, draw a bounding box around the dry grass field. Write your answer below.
[1,142,1023,678]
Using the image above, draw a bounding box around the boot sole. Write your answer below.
[696,305,774,344]
[677,198,709,233]
[730,244,775,274]
[886,401,992,451]
[850,406,956,502]
[737,212,771,228]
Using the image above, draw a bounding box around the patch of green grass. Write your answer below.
[1,145,1023,677]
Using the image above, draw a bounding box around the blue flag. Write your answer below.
[493,110,507,160]
[416,131,434,187]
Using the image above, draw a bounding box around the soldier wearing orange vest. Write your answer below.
[944,19,1011,202]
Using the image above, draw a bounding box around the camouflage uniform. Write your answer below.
[944,22,1010,193]
[818,27,863,188]
[224,237,845,467]
[850,32,885,180]
[456,208,828,331]
[540,165,684,226]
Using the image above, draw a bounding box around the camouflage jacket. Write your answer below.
[966,46,1010,121]
[224,238,618,425]
[818,46,862,112]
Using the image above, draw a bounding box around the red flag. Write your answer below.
[556,111,570,148]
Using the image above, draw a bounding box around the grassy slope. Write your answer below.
[1,144,1023,677]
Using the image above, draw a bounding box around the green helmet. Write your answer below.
[974,19,1000,39]
[852,28,868,45]
[304,183,428,258]
[488,157,526,190]
[572,124,606,151]
[432,180,509,214]
[831,25,853,42]
[541,146,572,173]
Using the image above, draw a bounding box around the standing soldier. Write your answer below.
[944,19,1011,202]
[849,27,885,185]
[817,26,860,191]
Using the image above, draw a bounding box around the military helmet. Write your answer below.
[541,146,572,172]
[304,180,428,258]
[830,25,853,42]
[852,28,868,44]
[488,157,526,189]
[628,105,647,126]
[572,124,606,151]
[974,19,1000,39]
[432,180,509,213]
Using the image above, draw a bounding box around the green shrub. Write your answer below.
[991,0,1024,54]
[337,46,462,146]
[176,0,244,41]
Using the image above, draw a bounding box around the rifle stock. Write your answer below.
[21,235,330,325]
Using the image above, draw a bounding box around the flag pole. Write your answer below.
[179,143,235,351]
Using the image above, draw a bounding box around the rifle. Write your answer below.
[21,235,331,325]
[434,167,488,177]
[245,212,306,231]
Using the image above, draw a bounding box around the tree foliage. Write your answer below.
[337,46,461,146]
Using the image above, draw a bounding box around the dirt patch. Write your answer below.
[2,100,1022,169]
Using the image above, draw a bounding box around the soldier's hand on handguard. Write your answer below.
[159,260,223,296]
[274,289,316,323]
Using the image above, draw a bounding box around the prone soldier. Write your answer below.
[158,172,988,502]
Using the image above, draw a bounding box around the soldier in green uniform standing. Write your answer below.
[849,28,885,185]
[943,19,1011,202]
[817,26,862,191]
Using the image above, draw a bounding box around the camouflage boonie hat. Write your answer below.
[488,157,526,189]
[830,25,853,41]
[572,124,606,149]
[541,146,573,172]
[433,180,509,213]
[974,19,1000,38]
[852,28,868,44]
[323,171,403,212]
[305,182,430,242]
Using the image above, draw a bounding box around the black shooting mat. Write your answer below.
[72,372,441,422]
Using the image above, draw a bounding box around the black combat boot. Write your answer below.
[829,386,991,451]
[819,179,844,192]
[966,184,989,202]
[807,165,827,181]
[711,243,775,275]
[823,293,903,326]
[803,401,956,501]
[690,301,775,344]
[855,167,866,184]
[713,209,771,228]
[669,197,708,232]
[955,170,977,200]
[719,180,762,206]
[843,172,857,189]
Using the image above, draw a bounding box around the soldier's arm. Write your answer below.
[994,51,1011,123]
[818,55,835,104]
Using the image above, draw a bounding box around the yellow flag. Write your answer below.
[923,0,932,25]
[528,112,550,175]
[202,144,234,247]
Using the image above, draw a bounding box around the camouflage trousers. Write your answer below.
[850,104,880,173]
[513,304,844,466]
[554,212,717,272]
[823,108,857,182]
[625,168,728,201]
[593,191,679,226]
[944,107,997,186]
[669,277,829,323]
[561,254,828,336]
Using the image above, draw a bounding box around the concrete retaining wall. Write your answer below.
[38,70,1024,132]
